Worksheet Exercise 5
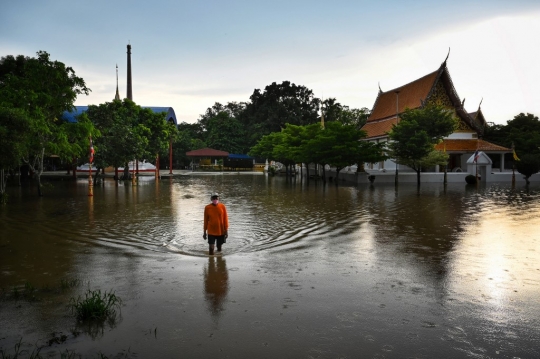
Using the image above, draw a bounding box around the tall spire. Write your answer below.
[126,43,133,100]
[114,64,120,101]
[320,99,325,130]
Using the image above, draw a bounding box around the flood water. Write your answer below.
[1,174,539,358]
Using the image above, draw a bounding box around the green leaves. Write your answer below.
[0,51,93,194]
[515,154,540,184]
[387,104,456,184]
[249,121,382,179]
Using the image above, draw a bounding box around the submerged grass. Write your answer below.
[1,278,82,302]
[70,289,122,321]
[0,339,133,358]
[60,278,81,291]
[0,338,42,359]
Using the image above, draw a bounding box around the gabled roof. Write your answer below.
[363,59,486,140]
[361,119,396,139]
[186,148,229,157]
[435,139,510,152]
[368,70,439,122]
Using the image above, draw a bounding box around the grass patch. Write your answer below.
[0,338,42,359]
[70,289,122,321]
[0,338,133,358]
[60,278,81,291]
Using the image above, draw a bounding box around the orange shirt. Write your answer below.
[204,203,229,236]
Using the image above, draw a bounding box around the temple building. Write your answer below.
[361,57,511,175]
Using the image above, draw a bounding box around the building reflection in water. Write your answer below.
[203,256,229,318]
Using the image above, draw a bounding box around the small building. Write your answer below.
[361,57,512,176]
[224,154,254,171]
[186,148,229,170]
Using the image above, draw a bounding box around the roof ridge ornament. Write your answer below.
[478,97,483,110]
[378,82,382,93]
[442,47,450,67]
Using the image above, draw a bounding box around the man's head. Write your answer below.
[210,193,219,204]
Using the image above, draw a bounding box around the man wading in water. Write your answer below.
[203,193,229,255]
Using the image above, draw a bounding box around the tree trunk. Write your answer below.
[335,168,342,183]
[0,169,6,204]
[123,164,130,180]
[416,169,421,187]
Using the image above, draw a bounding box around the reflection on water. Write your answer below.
[204,256,229,319]
[0,176,539,357]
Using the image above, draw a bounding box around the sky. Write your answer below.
[1,0,540,125]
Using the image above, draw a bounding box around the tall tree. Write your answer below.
[388,104,457,185]
[484,113,540,158]
[86,99,150,179]
[172,122,205,168]
[515,154,540,185]
[338,107,370,129]
[139,107,178,170]
[205,111,245,154]
[0,51,92,195]
[0,108,30,202]
[241,81,320,148]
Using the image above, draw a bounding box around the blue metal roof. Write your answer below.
[228,154,252,159]
[62,105,178,125]
[62,106,88,123]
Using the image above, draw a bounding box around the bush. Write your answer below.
[465,174,477,184]
[70,289,122,321]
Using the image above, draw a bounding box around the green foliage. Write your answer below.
[321,98,370,129]
[388,104,457,184]
[0,107,29,168]
[304,121,366,178]
[0,51,93,195]
[0,107,31,202]
[484,113,540,159]
[172,122,205,168]
[85,99,175,171]
[0,338,43,359]
[60,278,81,291]
[70,289,122,321]
[205,111,244,153]
[249,120,382,181]
[241,81,320,148]
[515,154,540,184]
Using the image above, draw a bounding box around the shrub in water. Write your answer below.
[465,174,477,184]
[70,289,122,321]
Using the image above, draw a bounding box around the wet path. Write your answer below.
[1,176,539,358]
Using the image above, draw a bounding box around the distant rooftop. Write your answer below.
[62,106,178,125]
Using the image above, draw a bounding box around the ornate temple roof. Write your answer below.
[435,139,510,152]
[363,60,485,139]
[368,70,439,122]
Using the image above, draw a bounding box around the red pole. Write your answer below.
[88,136,94,197]
[156,154,160,179]
[169,137,173,174]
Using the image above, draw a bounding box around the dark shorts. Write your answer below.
[208,235,225,246]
